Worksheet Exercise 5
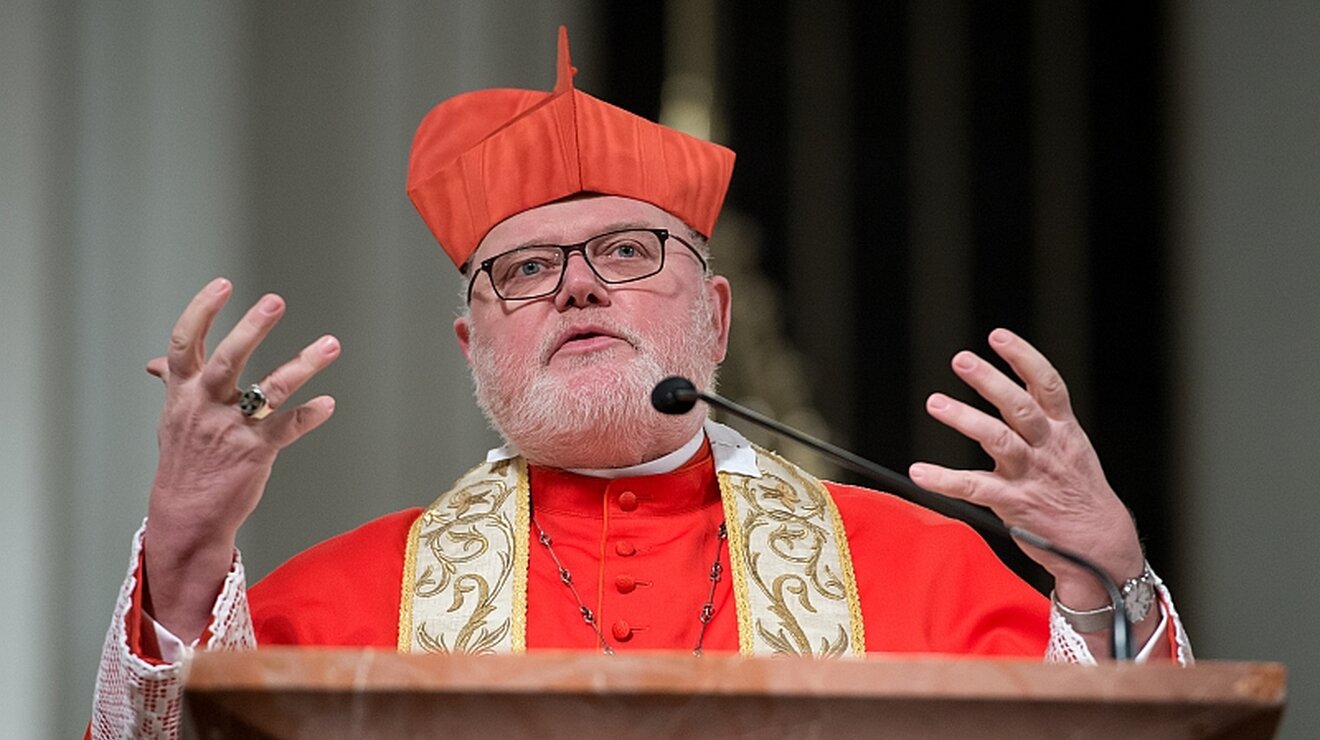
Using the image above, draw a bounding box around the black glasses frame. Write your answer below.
[465,227,707,303]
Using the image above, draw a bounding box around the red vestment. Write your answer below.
[245,442,1050,656]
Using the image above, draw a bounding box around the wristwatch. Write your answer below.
[1051,564,1157,633]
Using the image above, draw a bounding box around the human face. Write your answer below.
[454,196,732,468]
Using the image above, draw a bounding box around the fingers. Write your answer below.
[167,278,232,380]
[925,393,1031,475]
[948,349,1052,446]
[987,328,1073,419]
[924,330,1074,475]
[909,462,1004,507]
[261,395,337,449]
[159,281,339,436]
[199,294,286,396]
[253,335,342,411]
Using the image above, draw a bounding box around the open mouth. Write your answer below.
[548,326,631,361]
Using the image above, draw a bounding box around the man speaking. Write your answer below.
[91,27,1189,738]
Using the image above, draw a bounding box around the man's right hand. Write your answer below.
[142,277,340,642]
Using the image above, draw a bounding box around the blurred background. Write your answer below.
[2,1,1316,736]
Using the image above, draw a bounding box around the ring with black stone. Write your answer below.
[237,384,273,420]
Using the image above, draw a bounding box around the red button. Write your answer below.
[615,540,636,557]
[611,620,633,641]
[618,490,638,512]
[615,575,636,593]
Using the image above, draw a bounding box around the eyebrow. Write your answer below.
[505,222,653,252]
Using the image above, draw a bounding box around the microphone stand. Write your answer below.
[652,377,1133,660]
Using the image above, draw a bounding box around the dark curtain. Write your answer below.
[599,0,1173,593]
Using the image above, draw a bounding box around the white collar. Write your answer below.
[483,419,761,479]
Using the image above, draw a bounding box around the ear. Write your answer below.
[707,276,732,362]
[453,315,474,363]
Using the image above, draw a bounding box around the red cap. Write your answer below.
[407,26,736,270]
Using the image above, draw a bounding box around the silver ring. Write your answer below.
[238,384,273,420]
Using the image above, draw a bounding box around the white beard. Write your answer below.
[467,293,719,468]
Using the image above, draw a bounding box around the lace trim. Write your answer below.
[1045,567,1193,665]
[90,521,254,739]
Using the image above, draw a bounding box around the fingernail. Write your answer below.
[319,336,340,354]
[929,394,949,410]
[325,397,336,412]
[909,464,928,482]
[209,277,231,294]
[990,328,1012,345]
[259,295,282,315]
[953,353,976,371]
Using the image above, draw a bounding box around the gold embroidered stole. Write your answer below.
[397,458,530,654]
[719,447,866,657]
[398,447,864,657]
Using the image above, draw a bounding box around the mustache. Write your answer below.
[538,315,645,364]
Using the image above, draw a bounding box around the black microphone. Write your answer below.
[651,376,1134,660]
[651,376,702,415]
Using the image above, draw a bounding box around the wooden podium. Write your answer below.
[181,649,1285,739]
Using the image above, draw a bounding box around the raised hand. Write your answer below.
[908,328,1155,649]
[142,278,340,641]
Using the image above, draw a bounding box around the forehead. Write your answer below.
[472,196,686,264]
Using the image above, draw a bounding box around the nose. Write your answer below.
[553,252,611,310]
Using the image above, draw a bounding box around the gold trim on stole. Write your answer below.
[397,514,422,652]
[717,470,758,656]
[510,460,530,653]
[825,476,867,655]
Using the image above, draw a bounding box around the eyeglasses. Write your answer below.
[466,227,707,302]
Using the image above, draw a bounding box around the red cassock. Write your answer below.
[246,443,1051,657]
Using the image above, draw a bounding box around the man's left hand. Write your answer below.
[908,328,1152,646]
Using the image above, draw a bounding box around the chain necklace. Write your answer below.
[531,514,727,656]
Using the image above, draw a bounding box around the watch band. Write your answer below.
[1051,564,1157,634]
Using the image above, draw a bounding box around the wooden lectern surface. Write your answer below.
[182,649,1285,739]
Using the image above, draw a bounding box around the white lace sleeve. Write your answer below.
[1045,566,1193,665]
[91,522,256,739]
